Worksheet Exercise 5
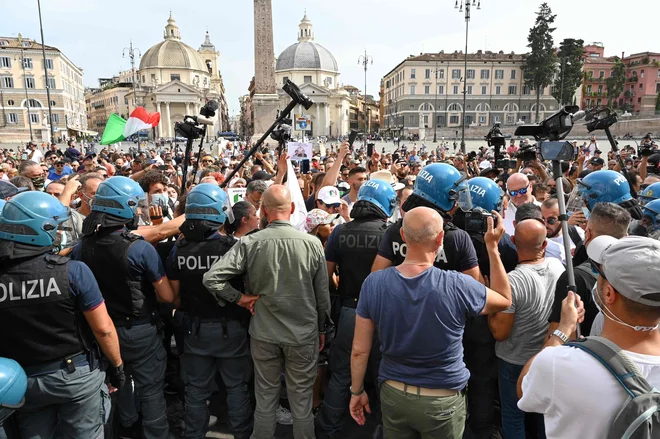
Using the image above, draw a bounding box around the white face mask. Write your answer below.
[592,281,660,332]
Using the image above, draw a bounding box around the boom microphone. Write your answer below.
[571,110,587,122]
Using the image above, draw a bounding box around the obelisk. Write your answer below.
[252,0,280,143]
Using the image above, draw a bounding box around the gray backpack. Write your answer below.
[567,337,660,439]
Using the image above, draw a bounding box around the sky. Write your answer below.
[2,0,658,117]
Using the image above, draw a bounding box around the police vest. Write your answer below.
[387,219,465,271]
[335,219,388,299]
[80,231,156,322]
[175,236,249,322]
[0,254,93,367]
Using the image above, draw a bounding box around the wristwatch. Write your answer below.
[350,385,365,396]
[551,329,569,344]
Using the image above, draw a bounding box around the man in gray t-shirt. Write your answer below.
[488,219,565,438]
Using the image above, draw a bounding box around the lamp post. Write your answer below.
[16,34,34,142]
[455,0,481,154]
[37,0,55,144]
[427,60,441,143]
[358,51,373,138]
[123,41,142,150]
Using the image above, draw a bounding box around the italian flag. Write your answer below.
[100,107,160,145]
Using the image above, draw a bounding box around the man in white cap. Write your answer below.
[517,235,660,439]
[316,186,349,223]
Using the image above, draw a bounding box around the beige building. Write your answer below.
[274,14,352,138]
[85,75,132,135]
[0,34,88,144]
[126,13,228,139]
[382,50,559,139]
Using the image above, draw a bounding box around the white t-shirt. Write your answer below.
[546,227,585,265]
[30,149,44,163]
[519,345,660,439]
[503,197,542,236]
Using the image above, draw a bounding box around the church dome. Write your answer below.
[275,15,338,72]
[139,13,208,72]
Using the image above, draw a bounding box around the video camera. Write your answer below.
[465,208,496,235]
[174,100,219,140]
[485,124,506,148]
[515,105,580,141]
[516,143,539,162]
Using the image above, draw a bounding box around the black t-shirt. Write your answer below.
[549,262,598,335]
[377,219,478,272]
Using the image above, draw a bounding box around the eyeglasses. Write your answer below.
[545,217,558,225]
[589,259,606,280]
[323,202,340,209]
[508,186,529,197]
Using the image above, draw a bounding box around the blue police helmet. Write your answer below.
[643,199,660,231]
[468,177,504,213]
[185,183,234,224]
[413,163,472,212]
[357,179,397,218]
[577,170,632,211]
[639,182,660,206]
[0,357,27,423]
[0,200,5,213]
[92,176,146,220]
[0,191,70,247]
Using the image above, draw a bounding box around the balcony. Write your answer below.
[627,75,639,83]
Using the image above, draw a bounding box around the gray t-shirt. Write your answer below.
[495,258,566,365]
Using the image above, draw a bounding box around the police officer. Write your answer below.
[372,163,481,280]
[452,176,518,439]
[0,357,26,439]
[165,184,252,439]
[639,182,660,206]
[641,199,660,240]
[0,191,124,438]
[76,176,175,439]
[316,179,396,439]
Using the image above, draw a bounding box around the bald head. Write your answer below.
[513,219,547,253]
[507,173,533,207]
[402,207,444,249]
[263,184,292,212]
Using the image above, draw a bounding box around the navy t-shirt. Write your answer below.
[357,267,486,389]
[377,219,478,272]
[68,260,105,312]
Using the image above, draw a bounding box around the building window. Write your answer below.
[422,103,430,111]
[494,105,500,110]
[438,85,444,94]
[1,77,13,88]
[7,113,18,123]
[467,69,475,79]
[7,99,14,105]
[597,99,602,107]
[508,85,517,95]
[479,115,486,124]
[587,71,594,78]
[23,58,33,69]
[170,74,181,81]
[495,86,501,95]
[599,71,605,78]
[423,115,429,125]
[638,97,642,104]
[453,85,459,94]
[586,99,591,107]
[303,75,312,83]
[438,69,444,79]
[47,77,56,89]
[410,68,416,79]
[641,70,645,78]
[410,105,414,110]
[522,104,527,110]
[452,69,461,79]
[639,84,643,90]
[27,99,41,107]
[410,85,416,95]
[424,85,430,94]
[539,87,544,95]
[29,113,39,124]
[493,115,501,123]
[481,85,487,95]
[495,70,504,80]
[283,76,289,84]
[448,103,461,112]
[598,85,603,93]
[522,85,530,95]
[450,115,459,124]
[325,77,333,85]
[45,59,53,70]
[25,77,35,89]
[0,57,10,68]
[587,85,592,93]
[466,85,472,94]
[51,114,59,124]
[510,70,517,80]
[480,69,489,80]
[409,115,414,124]
[425,69,431,79]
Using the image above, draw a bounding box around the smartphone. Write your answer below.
[348,130,358,149]
[300,159,310,174]
[367,143,374,157]
[582,207,591,220]
[157,165,169,171]
[392,153,400,162]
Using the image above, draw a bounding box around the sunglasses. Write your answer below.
[545,217,558,225]
[508,186,529,197]
[323,202,340,209]
[589,259,606,280]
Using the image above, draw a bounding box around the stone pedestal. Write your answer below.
[251,94,280,144]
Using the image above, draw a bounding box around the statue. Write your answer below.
[42,112,50,128]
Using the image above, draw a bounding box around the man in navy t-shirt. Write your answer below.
[349,207,513,439]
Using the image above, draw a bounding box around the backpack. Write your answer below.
[566,337,660,439]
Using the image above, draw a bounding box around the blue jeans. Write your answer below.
[14,365,108,439]
[498,359,545,439]
[181,320,253,439]
[116,323,169,439]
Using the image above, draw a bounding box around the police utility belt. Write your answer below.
[113,311,159,328]
[23,350,99,377]
[174,311,234,339]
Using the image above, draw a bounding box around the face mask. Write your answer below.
[591,281,659,332]
[151,193,168,207]
[169,196,177,205]
[31,176,45,189]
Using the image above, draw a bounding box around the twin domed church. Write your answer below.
[129,13,229,138]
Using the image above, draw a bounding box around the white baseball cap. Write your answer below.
[317,186,342,205]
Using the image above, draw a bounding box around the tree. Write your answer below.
[552,38,585,106]
[524,3,557,121]
[606,57,626,109]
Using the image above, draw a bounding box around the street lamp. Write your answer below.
[16,34,33,142]
[455,0,481,154]
[559,59,571,106]
[358,51,373,138]
[427,60,441,143]
[37,0,55,144]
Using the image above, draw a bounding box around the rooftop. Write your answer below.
[384,50,526,77]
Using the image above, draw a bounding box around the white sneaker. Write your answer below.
[208,415,218,428]
[276,406,293,425]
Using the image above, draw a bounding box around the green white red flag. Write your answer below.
[100,107,160,145]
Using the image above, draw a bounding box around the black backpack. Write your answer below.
[567,337,660,439]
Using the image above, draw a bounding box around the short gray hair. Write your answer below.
[590,202,630,238]
[18,160,39,175]
[247,179,268,195]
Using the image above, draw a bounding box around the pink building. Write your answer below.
[581,44,616,110]
[622,52,660,115]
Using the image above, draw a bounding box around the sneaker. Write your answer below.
[276,406,293,425]
[208,415,218,428]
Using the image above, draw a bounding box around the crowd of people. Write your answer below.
[1,131,660,439]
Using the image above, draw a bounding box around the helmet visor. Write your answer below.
[567,184,587,213]
[452,176,473,212]
[54,212,80,249]
[136,196,152,226]
[222,193,234,224]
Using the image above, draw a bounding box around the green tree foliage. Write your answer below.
[524,3,557,120]
[606,58,627,109]
[552,39,585,106]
